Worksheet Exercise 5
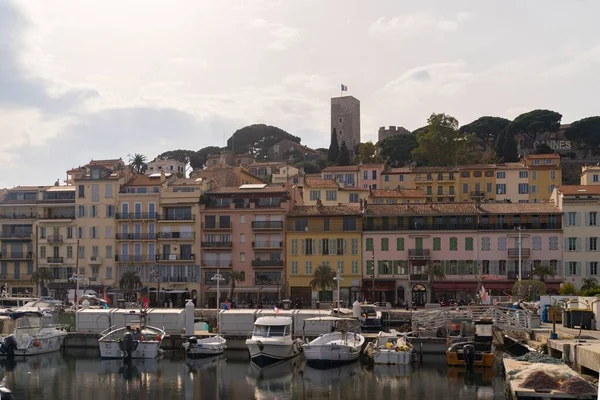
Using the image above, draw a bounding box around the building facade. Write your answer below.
[378,126,411,143]
[146,157,186,176]
[286,204,363,307]
[331,96,361,157]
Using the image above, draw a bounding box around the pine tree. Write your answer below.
[337,141,350,166]
[328,128,339,163]
[502,131,519,162]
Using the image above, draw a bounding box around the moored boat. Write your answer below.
[245,316,303,367]
[446,319,495,368]
[302,316,364,365]
[183,334,226,358]
[364,330,414,365]
[0,311,68,357]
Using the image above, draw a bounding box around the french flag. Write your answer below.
[341,84,348,91]
[273,306,280,315]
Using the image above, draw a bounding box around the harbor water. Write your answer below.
[1,349,507,399]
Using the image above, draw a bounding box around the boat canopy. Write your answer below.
[5,311,43,320]
[254,316,292,326]
[304,316,355,322]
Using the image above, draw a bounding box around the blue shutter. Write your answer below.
[558,261,563,276]
[586,262,590,277]
[576,262,582,276]
[491,260,499,275]
[586,238,590,252]
[564,238,568,251]
[585,212,590,226]
[576,212,581,226]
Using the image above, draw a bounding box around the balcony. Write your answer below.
[507,248,531,258]
[116,233,157,240]
[200,260,232,268]
[157,232,195,240]
[160,275,199,283]
[0,252,32,260]
[507,271,532,280]
[115,254,155,262]
[0,233,32,240]
[254,279,282,286]
[89,256,102,266]
[409,274,429,282]
[157,214,194,221]
[252,221,284,230]
[251,259,284,268]
[478,223,561,231]
[252,241,283,249]
[47,235,63,244]
[159,254,195,262]
[37,214,75,221]
[0,213,37,220]
[201,241,232,249]
[47,257,64,264]
[115,212,157,220]
[202,222,232,231]
[408,249,430,259]
[470,191,485,198]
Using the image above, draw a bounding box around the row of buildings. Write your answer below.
[0,155,598,307]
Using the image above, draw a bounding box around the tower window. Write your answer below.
[339,118,342,123]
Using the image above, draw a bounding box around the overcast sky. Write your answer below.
[2,0,600,187]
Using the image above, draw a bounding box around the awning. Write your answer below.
[205,286,278,293]
[433,282,477,290]
[163,290,189,294]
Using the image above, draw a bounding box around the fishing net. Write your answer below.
[514,352,564,364]
[508,364,578,382]
[559,376,597,395]
[520,371,559,391]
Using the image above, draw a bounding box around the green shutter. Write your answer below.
[366,260,374,275]
[465,237,473,251]
[458,260,466,275]
[366,238,373,251]
[433,237,441,251]
[381,238,389,251]
[396,238,404,251]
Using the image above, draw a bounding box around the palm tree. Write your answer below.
[581,277,598,292]
[532,264,555,282]
[30,267,54,296]
[310,264,336,302]
[128,153,148,174]
[119,271,142,302]
[227,271,245,303]
[427,262,446,303]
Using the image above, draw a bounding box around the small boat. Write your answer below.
[0,377,13,400]
[0,311,68,357]
[183,334,226,358]
[364,330,414,365]
[302,316,364,365]
[446,319,495,368]
[245,316,303,367]
[98,309,165,360]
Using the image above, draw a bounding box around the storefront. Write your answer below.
[433,280,562,302]
[361,280,396,304]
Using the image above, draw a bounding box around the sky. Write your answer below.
[2,0,600,187]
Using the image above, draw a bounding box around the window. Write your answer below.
[303,239,314,255]
[533,159,540,165]
[349,193,359,203]
[497,172,505,179]
[78,185,85,198]
[568,237,577,251]
[381,238,389,251]
[305,261,312,275]
[590,262,598,276]
[366,260,374,276]
[291,239,298,255]
[567,212,577,226]
[433,237,441,251]
[481,260,490,275]
[496,184,506,195]
[594,174,600,183]
[461,172,470,178]
[105,226,113,239]
[320,239,330,255]
[550,170,556,180]
[474,171,482,177]
[589,237,598,251]
[78,206,85,218]
[352,260,359,274]
[326,190,337,201]
[437,186,443,195]
[91,184,99,202]
[568,262,578,276]
[105,184,113,198]
[366,238,374,251]
[384,175,389,182]
[481,237,490,251]
[486,183,492,193]
[240,233,245,243]
[427,186,432,195]
[438,173,443,181]
[105,246,112,258]
[351,238,358,255]
[530,185,537,194]
[399,174,405,182]
[337,260,344,274]
[448,173,455,180]
[91,205,98,217]
[498,237,506,251]
[549,236,558,250]
[396,237,404,251]
[106,267,113,280]
[342,217,356,231]
[548,185,555,194]
[499,260,506,275]
[462,184,468,194]
[106,205,115,218]
[465,237,473,251]
[532,236,541,250]
[89,227,97,239]
[240,215,246,223]
[291,261,298,275]
[519,171,528,179]
[485,171,493,177]
[240,252,246,262]
[372,170,377,180]
[449,237,458,251]
[310,190,320,201]
[294,219,308,231]
[40,227,46,239]
[40,246,46,259]
[78,246,85,258]
[589,212,597,226]
[532,171,537,180]
[518,184,529,194]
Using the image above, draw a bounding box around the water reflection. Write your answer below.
[0,350,506,399]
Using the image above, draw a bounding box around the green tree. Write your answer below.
[357,142,383,163]
[328,128,339,163]
[411,113,481,166]
[190,146,222,170]
[293,160,322,174]
[428,263,446,303]
[227,124,300,160]
[30,267,54,296]
[533,143,554,154]
[460,116,511,150]
[119,271,142,303]
[580,277,598,292]
[532,264,555,282]
[565,116,600,149]
[558,282,578,296]
[128,154,148,174]
[157,149,196,164]
[412,126,429,136]
[512,280,546,301]
[337,141,351,166]
[512,109,562,138]
[227,271,245,303]
[310,264,336,301]
[379,134,418,167]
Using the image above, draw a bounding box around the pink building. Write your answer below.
[362,203,563,306]
[358,163,385,190]
[200,183,298,307]
[321,163,385,189]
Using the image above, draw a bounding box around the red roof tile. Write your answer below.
[288,205,362,217]
[365,202,561,216]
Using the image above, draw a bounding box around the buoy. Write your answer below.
[33,340,40,347]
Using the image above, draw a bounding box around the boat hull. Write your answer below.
[371,349,414,365]
[246,340,301,367]
[8,332,67,357]
[446,350,494,368]
[303,333,364,365]
[183,339,226,359]
[99,340,162,359]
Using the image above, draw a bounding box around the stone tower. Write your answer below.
[331,96,361,156]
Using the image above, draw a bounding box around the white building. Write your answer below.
[146,157,186,176]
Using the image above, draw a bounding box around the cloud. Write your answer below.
[0,1,97,112]
[369,12,466,35]
[248,18,300,50]
[281,74,333,92]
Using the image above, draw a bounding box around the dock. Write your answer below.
[503,359,597,400]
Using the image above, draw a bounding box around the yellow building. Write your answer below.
[412,167,460,202]
[455,164,497,202]
[302,178,368,206]
[286,204,362,306]
[523,153,561,202]
[580,165,600,185]
[368,188,426,204]
[381,168,414,190]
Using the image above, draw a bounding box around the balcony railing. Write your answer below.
[470,191,485,198]
[409,274,428,282]
[508,248,531,258]
[38,215,75,220]
[254,279,282,286]
[363,222,562,232]
[115,254,155,262]
[47,257,64,264]
[0,252,32,260]
[202,222,232,230]
[0,233,32,239]
[251,221,284,230]
[89,256,102,265]
[478,223,561,230]
[157,214,195,221]
[115,212,157,220]
[115,233,157,240]
[251,259,284,267]
[408,249,430,259]
[159,254,195,261]
[47,235,63,244]
[252,241,283,249]
[200,260,232,267]
[507,271,532,280]
[157,232,195,239]
[201,241,232,248]
[0,214,37,220]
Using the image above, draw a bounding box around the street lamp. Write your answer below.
[211,269,225,309]
[515,226,524,282]
[155,251,162,307]
[333,272,343,313]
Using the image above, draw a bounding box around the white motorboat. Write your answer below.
[182,334,226,358]
[302,317,364,365]
[98,310,165,360]
[364,330,414,365]
[245,316,303,367]
[0,311,68,357]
